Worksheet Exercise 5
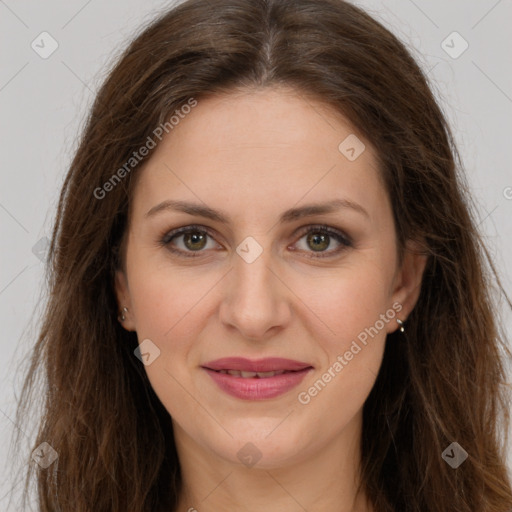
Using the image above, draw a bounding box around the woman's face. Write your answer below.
[115,87,426,469]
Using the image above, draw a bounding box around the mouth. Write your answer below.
[202,356,313,373]
[210,369,301,378]
[201,357,313,400]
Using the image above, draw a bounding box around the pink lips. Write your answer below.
[202,357,313,400]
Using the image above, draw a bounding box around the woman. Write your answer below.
[14,0,512,510]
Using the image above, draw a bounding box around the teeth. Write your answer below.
[240,371,258,378]
[257,370,286,377]
[219,369,289,378]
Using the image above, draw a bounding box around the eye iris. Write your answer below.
[307,232,329,251]
[184,231,207,251]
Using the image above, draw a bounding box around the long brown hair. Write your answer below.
[12,0,512,510]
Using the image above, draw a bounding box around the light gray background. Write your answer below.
[1,0,511,509]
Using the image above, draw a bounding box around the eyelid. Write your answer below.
[290,224,352,259]
[159,224,221,259]
[160,223,353,258]
[293,224,352,246]
[160,224,217,245]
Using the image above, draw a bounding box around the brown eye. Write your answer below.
[161,225,218,257]
[306,232,330,252]
[182,231,208,251]
[294,225,352,258]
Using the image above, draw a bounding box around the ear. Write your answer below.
[386,240,428,334]
[114,269,136,331]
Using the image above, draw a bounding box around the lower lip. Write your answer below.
[203,368,312,400]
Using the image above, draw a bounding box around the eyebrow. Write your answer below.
[145,198,369,223]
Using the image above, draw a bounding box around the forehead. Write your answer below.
[131,87,387,224]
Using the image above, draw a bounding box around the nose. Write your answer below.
[219,248,292,341]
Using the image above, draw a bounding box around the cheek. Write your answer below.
[290,263,392,417]
[295,338,385,455]
[125,259,222,405]
[128,258,218,339]
[125,269,202,421]
[293,291,389,447]
[293,259,394,351]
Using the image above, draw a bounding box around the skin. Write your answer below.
[115,86,427,512]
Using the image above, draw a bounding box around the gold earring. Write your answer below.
[396,318,405,333]
[118,306,129,322]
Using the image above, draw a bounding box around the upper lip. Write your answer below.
[202,357,313,372]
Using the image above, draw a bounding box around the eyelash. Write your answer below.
[159,224,352,259]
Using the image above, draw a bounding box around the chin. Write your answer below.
[211,426,314,470]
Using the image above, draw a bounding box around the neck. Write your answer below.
[173,412,372,512]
